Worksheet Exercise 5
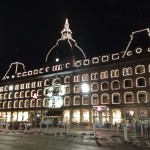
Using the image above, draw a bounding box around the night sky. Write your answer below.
[0,0,150,78]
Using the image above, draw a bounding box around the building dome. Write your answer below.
[45,19,86,64]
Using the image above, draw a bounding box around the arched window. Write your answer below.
[91,94,99,105]
[82,95,89,105]
[30,99,35,107]
[135,65,145,74]
[8,101,12,108]
[64,76,70,83]
[20,91,24,98]
[123,79,133,88]
[37,98,42,107]
[111,69,119,78]
[19,100,24,108]
[64,96,71,106]
[124,92,134,103]
[112,93,120,104]
[8,92,13,99]
[101,93,109,104]
[4,93,8,99]
[123,67,132,76]
[101,82,109,91]
[82,74,89,81]
[74,96,80,105]
[111,80,120,90]
[14,100,18,108]
[137,91,147,103]
[91,72,98,80]
[74,75,80,82]
[37,89,42,96]
[44,79,50,86]
[65,86,70,94]
[24,100,29,108]
[91,83,98,91]
[43,98,48,107]
[14,92,19,99]
[74,85,80,93]
[3,101,7,109]
[136,77,146,87]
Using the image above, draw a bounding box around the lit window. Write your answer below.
[123,67,132,76]
[64,96,70,106]
[30,99,36,107]
[31,82,36,88]
[91,94,99,105]
[74,75,80,82]
[82,74,89,81]
[19,100,24,108]
[20,84,25,89]
[111,69,119,78]
[15,84,19,90]
[74,85,80,93]
[91,72,98,80]
[24,100,29,108]
[37,81,42,87]
[14,100,18,108]
[65,86,70,94]
[101,94,109,104]
[26,83,30,89]
[82,95,89,105]
[100,71,108,79]
[135,65,145,74]
[8,92,13,99]
[74,96,80,105]
[64,76,70,83]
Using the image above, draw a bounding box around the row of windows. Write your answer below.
[0,76,147,100]
[0,65,149,92]
[0,91,147,109]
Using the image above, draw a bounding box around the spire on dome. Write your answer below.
[61,18,72,40]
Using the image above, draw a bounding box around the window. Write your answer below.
[91,94,99,105]
[101,94,109,104]
[91,83,98,91]
[124,92,134,103]
[30,99,36,107]
[136,77,146,87]
[74,85,80,93]
[3,101,7,109]
[37,81,42,87]
[82,95,89,105]
[74,96,80,105]
[101,82,109,91]
[31,82,36,88]
[65,86,70,94]
[74,75,80,82]
[111,80,120,90]
[44,79,49,86]
[91,73,98,80]
[100,71,108,79]
[112,93,120,104]
[135,65,145,74]
[26,83,30,89]
[8,101,12,108]
[82,74,89,81]
[37,99,42,107]
[19,100,24,108]
[20,84,25,89]
[14,100,18,108]
[24,100,29,108]
[111,69,119,78]
[123,79,133,88]
[137,91,147,103]
[64,96,70,106]
[123,67,132,76]
[64,76,70,83]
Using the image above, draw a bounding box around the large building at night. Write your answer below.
[0,19,150,126]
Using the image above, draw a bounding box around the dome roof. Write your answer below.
[45,19,86,64]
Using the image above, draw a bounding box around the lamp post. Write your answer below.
[33,93,38,128]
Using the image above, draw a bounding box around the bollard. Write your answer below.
[5,122,8,133]
[93,123,96,137]
[24,123,27,133]
[124,125,128,141]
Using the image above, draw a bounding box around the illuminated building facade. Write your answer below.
[0,19,150,126]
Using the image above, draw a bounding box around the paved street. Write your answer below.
[0,126,150,149]
[0,133,149,150]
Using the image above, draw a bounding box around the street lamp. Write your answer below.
[33,93,38,128]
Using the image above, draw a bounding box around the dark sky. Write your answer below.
[0,0,150,77]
